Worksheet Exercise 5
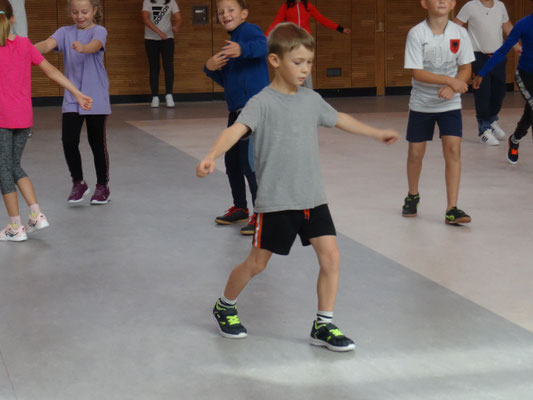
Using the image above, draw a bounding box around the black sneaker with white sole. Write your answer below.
[309,321,355,352]
[212,299,247,339]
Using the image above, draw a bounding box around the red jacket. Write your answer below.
[266,2,339,36]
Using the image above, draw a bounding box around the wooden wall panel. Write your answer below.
[26,0,533,98]
[315,0,352,89]
[27,0,60,97]
[385,2,426,87]
[352,0,376,88]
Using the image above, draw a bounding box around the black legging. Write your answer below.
[513,69,533,141]
[62,113,109,185]
[145,38,175,96]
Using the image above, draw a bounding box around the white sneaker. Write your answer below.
[151,96,160,108]
[491,121,506,139]
[165,94,175,108]
[480,129,500,146]
[0,222,27,242]
[26,213,50,234]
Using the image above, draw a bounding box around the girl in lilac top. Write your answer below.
[36,0,112,205]
[0,0,92,242]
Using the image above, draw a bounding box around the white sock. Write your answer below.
[317,310,333,324]
[220,295,236,306]
[511,134,520,144]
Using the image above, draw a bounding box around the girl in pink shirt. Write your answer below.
[0,0,92,242]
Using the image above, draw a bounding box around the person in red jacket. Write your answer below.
[266,0,351,88]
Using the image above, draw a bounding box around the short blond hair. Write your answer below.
[267,23,315,58]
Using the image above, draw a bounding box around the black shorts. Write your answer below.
[252,204,336,255]
[406,109,462,142]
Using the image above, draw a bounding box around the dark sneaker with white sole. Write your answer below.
[68,180,90,203]
[309,321,355,352]
[213,299,247,339]
[507,135,519,164]
[90,184,110,205]
[445,207,471,225]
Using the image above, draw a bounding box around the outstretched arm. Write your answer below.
[336,112,399,144]
[35,37,58,54]
[197,123,250,177]
[38,59,93,110]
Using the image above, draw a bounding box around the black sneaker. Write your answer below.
[212,299,247,339]
[402,193,420,217]
[445,207,471,225]
[215,206,249,225]
[240,214,257,236]
[507,135,519,164]
[309,321,355,352]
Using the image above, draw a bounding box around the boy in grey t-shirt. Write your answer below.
[197,23,399,352]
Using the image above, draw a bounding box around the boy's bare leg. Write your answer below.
[223,246,273,300]
[16,177,37,207]
[310,235,340,311]
[407,142,426,195]
[441,136,462,209]
[2,192,20,217]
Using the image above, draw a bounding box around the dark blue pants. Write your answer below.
[472,52,507,135]
[224,111,257,210]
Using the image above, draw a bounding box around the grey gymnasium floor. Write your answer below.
[1,92,533,400]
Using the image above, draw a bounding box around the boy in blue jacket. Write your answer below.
[204,0,269,235]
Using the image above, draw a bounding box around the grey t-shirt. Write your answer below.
[236,86,338,213]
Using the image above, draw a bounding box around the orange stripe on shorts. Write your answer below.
[253,213,263,248]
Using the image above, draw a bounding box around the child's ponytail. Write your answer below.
[0,0,13,47]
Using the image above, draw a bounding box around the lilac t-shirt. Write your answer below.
[51,25,111,115]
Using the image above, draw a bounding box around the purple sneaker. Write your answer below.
[90,184,110,205]
[68,180,90,204]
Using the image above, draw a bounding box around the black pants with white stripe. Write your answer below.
[513,68,533,141]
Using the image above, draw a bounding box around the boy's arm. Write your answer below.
[452,18,466,28]
[38,59,93,110]
[72,39,103,54]
[226,26,267,59]
[335,112,399,144]
[204,54,226,87]
[35,37,58,54]
[411,69,468,93]
[197,123,250,177]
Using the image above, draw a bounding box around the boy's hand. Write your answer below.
[221,40,241,58]
[472,76,483,90]
[72,41,85,53]
[76,93,93,111]
[438,86,455,100]
[376,129,400,144]
[206,52,229,71]
[447,77,468,94]
[196,158,215,177]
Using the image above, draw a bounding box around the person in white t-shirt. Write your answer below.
[142,0,183,108]
[454,0,520,145]
[402,0,475,225]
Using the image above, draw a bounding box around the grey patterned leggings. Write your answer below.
[0,128,30,195]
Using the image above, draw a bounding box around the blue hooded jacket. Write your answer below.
[204,22,270,112]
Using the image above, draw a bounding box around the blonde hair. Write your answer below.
[68,0,103,25]
[267,22,315,58]
[0,0,13,47]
